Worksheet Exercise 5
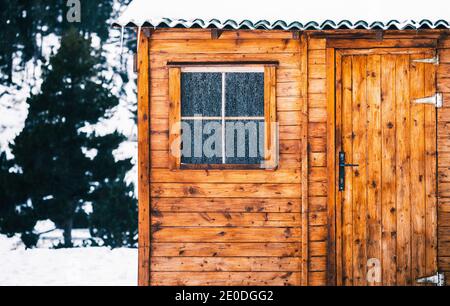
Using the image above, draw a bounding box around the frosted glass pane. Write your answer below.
[181,120,223,165]
[181,72,222,117]
[225,120,264,165]
[225,73,264,117]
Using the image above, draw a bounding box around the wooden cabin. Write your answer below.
[115,0,450,286]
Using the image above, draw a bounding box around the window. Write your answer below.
[168,64,278,170]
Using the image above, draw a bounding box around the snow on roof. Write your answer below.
[114,0,450,30]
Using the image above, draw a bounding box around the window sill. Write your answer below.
[178,164,277,171]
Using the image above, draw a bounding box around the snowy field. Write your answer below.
[0,234,137,286]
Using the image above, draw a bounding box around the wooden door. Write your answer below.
[335,49,438,286]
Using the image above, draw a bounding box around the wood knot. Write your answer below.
[284,228,292,237]
[223,212,232,220]
[187,186,198,195]
[151,209,163,217]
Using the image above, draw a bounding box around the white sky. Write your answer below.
[116,0,450,27]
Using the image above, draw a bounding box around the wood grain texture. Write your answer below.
[146,30,305,287]
[340,54,353,285]
[168,67,181,170]
[139,29,448,287]
[152,227,302,243]
[151,257,301,272]
[151,39,301,54]
[151,169,301,183]
[300,34,309,285]
[152,197,301,213]
[152,242,301,257]
[325,47,336,285]
[137,32,151,286]
[150,272,301,286]
[351,55,368,285]
[151,212,301,227]
[438,43,450,279]
[327,39,437,49]
[151,183,301,198]
[410,53,427,283]
[395,55,412,285]
[334,48,438,286]
[264,65,278,169]
[366,54,383,285]
[424,58,438,278]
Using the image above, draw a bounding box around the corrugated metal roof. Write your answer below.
[114,0,450,30]
[115,18,450,30]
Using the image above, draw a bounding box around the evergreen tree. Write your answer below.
[87,133,137,248]
[0,153,39,248]
[8,28,133,247]
[0,0,119,85]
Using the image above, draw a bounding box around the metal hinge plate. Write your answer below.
[413,93,443,108]
[416,272,446,286]
[412,55,439,65]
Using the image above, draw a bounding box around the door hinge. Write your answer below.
[412,55,439,65]
[416,272,446,286]
[413,93,443,108]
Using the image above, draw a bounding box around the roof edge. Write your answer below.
[112,18,450,30]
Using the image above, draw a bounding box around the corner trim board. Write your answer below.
[137,30,151,286]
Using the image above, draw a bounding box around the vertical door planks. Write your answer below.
[351,56,368,285]
[366,54,382,285]
[380,54,397,286]
[410,53,427,282]
[335,49,437,286]
[424,53,438,278]
[395,54,412,285]
[341,55,354,285]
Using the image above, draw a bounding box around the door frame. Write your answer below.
[325,39,439,286]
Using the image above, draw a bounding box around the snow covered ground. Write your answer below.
[0,234,137,286]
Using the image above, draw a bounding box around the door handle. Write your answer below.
[338,151,358,191]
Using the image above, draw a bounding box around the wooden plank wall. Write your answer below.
[144,29,450,286]
[309,34,450,285]
[438,37,450,281]
[307,37,328,285]
[148,29,308,286]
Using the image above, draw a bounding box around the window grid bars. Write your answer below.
[221,72,226,164]
[180,71,264,164]
[181,117,265,120]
